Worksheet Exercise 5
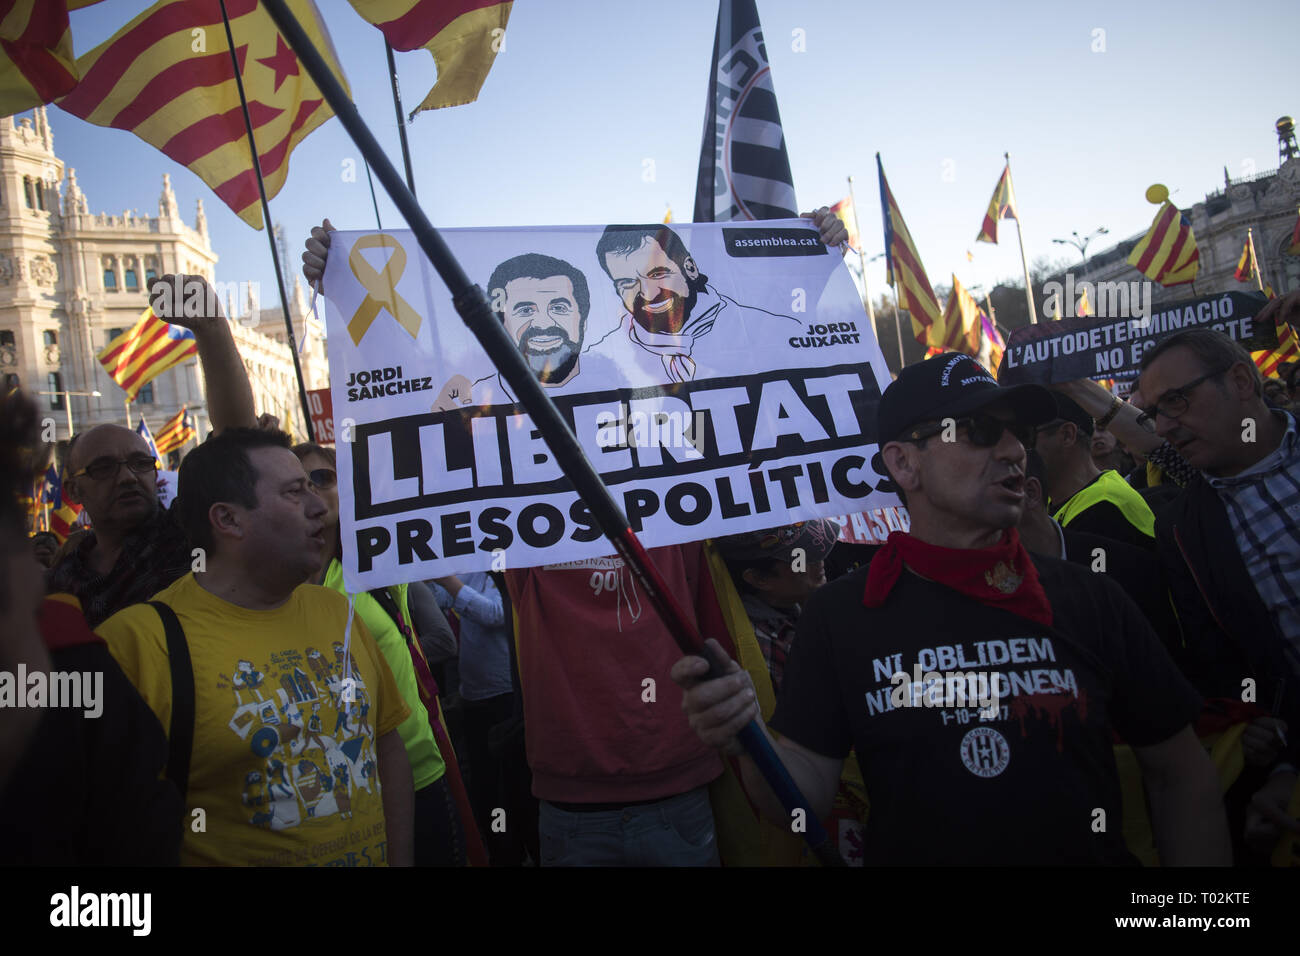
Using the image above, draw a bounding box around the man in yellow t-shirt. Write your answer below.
[98,429,413,866]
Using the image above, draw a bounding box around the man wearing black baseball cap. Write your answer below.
[674,353,1230,865]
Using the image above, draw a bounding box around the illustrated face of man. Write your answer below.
[233,447,328,589]
[502,275,584,385]
[1139,346,1245,475]
[603,237,700,335]
[64,425,159,534]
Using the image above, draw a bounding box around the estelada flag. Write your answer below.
[346,0,510,115]
[936,275,982,355]
[42,463,82,543]
[877,154,943,345]
[1127,201,1200,286]
[56,0,349,229]
[975,163,1017,244]
[1233,238,1254,282]
[135,415,163,469]
[829,197,861,252]
[154,404,196,455]
[97,307,196,403]
[0,0,87,114]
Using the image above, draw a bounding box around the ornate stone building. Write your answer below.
[0,106,327,446]
[1044,116,1300,313]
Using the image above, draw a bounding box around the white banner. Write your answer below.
[322,220,897,591]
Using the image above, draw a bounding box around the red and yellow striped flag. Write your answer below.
[1077,286,1091,318]
[96,307,197,402]
[936,275,982,355]
[57,0,348,229]
[974,163,1017,244]
[877,154,943,345]
[154,404,196,455]
[1233,235,1255,282]
[1127,200,1200,286]
[0,1,100,114]
[346,0,511,114]
[829,196,861,251]
[1253,287,1299,379]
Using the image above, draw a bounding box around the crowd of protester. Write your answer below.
[1,220,1298,866]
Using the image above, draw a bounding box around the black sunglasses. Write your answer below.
[307,467,337,490]
[72,453,159,481]
[903,413,1037,450]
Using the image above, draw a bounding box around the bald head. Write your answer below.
[63,423,160,537]
[67,424,147,473]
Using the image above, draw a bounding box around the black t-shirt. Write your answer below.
[769,554,1200,865]
[1059,527,1179,662]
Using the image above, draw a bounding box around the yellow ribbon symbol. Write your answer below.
[347,234,424,345]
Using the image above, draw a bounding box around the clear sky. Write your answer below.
[54,0,1300,316]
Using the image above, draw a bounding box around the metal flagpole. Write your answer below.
[1005,152,1038,324]
[385,41,418,196]
[260,0,843,867]
[123,397,131,427]
[846,175,875,325]
[217,0,315,442]
[891,280,908,373]
[363,159,384,229]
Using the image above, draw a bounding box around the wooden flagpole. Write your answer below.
[1248,227,1267,293]
[217,0,315,442]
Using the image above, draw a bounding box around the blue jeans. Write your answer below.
[539,787,720,867]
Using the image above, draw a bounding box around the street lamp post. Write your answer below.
[1052,227,1110,270]
[37,388,102,438]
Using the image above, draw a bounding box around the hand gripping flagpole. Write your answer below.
[258,0,845,867]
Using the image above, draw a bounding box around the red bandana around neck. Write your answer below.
[862,528,1053,627]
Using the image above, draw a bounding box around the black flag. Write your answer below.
[692,0,798,222]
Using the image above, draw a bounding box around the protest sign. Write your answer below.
[836,507,911,544]
[307,387,335,444]
[321,220,896,590]
[156,470,178,509]
[999,291,1275,386]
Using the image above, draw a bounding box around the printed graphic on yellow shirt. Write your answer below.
[219,640,381,834]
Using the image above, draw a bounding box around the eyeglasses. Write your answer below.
[71,453,159,481]
[307,467,337,490]
[1135,366,1230,429]
[902,413,1037,450]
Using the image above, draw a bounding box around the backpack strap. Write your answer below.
[149,601,194,803]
